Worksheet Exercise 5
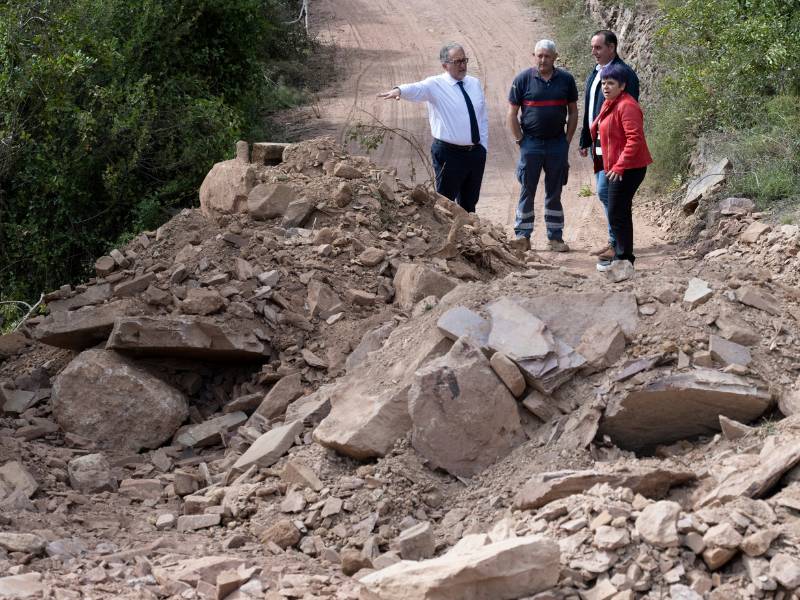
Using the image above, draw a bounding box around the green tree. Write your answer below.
[0,0,312,301]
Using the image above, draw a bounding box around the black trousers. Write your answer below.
[607,166,647,264]
[430,140,486,213]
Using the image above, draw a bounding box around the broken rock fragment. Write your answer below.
[107,317,269,360]
[683,278,713,309]
[247,183,294,219]
[35,299,139,350]
[408,336,524,478]
[486,297,554,361]
[359,535,560,600]
[179,288,225,315]
[254,373,305,420]
[52,349,188,451]
[513,467,695,510]
[599,369,771,450]
[393,263,457,310]
[233,420,303,471]
[67,453,117,493]
[635,501,681,548]
[436,306,490,347]
[199,157,256,217]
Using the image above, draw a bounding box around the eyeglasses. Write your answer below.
[446,58,469,66]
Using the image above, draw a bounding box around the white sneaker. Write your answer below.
[596,259,613,272]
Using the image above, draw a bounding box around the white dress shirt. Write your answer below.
[589,64,603,155]
[398,73,489,149]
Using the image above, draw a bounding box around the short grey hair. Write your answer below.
[439,42,464,63]
[534,39,557,54]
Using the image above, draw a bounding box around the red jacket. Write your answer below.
[590,91,652,176]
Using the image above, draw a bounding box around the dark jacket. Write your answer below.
[578,55,639,151]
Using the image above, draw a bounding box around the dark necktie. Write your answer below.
[457,81,480,145]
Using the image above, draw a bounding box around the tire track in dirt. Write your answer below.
[305,0,668,272]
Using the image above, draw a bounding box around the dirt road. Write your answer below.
[305,0,668,267]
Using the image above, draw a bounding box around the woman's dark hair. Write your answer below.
[600,63,628,86]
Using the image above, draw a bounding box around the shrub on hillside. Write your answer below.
[0,0,312,301]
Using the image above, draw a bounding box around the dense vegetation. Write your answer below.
[0,0,314,303]
[652,0,800,208]
[536,0,800,213]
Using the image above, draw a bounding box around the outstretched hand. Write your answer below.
[377,88,401,101]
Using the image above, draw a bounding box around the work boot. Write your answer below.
[597,245,615,261]
[510,236,530,252]
[547,239,570,252]
[589,242,613,257]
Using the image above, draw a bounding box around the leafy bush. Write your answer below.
[0,0,313,300]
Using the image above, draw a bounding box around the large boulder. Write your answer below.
[314,328,451,459]
[408,336,524,478]
[106,316,269,361]
[359,535,560,600]
[52,349,188,451]
[198,158,256,217]
[599,369,771,450]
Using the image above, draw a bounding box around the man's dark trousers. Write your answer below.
[514,134,568,240]
[431,140,486,213]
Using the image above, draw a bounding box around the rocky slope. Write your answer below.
[1,139,800,600]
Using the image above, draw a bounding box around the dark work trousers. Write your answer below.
[430,140,486,213]
[514,134,568,240]
[607,166,647,264]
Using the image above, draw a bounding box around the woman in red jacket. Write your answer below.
[590,63,652,270]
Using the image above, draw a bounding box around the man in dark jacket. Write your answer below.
[578,30,640,259]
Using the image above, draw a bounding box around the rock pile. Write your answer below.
[1,138,800,599]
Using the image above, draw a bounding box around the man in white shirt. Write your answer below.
[377,43,488,213]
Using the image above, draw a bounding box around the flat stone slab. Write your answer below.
[514,467,697,510]
[699,441,800,507]
[436,307,490,347]
[682,157,731,214]
[107,316,269,361]
[514,292,638,347]
[709,334,752,367]
[35,299,139,350]
[486,297,554,361]
[173,412,247,448]
[517,339,586,395]
[735,286,781,315]
[359,536,560,600]
[233,420,303,471]
[600,369,771,450]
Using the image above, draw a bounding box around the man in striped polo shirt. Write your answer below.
[507,39,578,252]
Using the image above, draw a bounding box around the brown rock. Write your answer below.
[35,299,138,350]
[107,316,269,360]
[173,412,247,448]
[702,546,737,570]
[715,313,760,345]
[247,183,294,219]
[0,461,38,501]
[307,280,345,319]
[408,336,524,478]
[52,349,188,451]
[359,247,386,267]
[513,467,695,510]
[0,573,45,598]
[520,389,561,422]
[393,263,457,310]
[341,548,373,576]
[719,415,753,440]
[599,369,771,450]
[232,420,303,471]
[709,334,751,367]
[576,321,626,370]
[489,352,526,397]
[346,288,380,306]
[95,255,116,277]
[281,198,315,228]
[67,453,117,493]
[359,536,560,600]
[199,158,256,217]
[180,288,225,315]
[177,514,221,532]
[735,285,781,315]
[254,373,305,420]
[779,387,800,417]
[334,182,353,207]
[741,529,779,557]
[260,519,300,549]
[119,478,163,501]
[333,163,364,179]
[635,501,681,548]
[0,332,28,358]
[281,460,323,492]
[740,221,772,243]
[486,297,554,361]
[252,142,287,163]
[114,272,156,297]
[345,322,394,374]
[396,522,435,560]
[314,330,450,459]
[770,553,800,588]
[436,306,490,347]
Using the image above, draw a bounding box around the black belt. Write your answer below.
[433,139,480,151]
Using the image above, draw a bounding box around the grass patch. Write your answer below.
[531,0,596,77]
